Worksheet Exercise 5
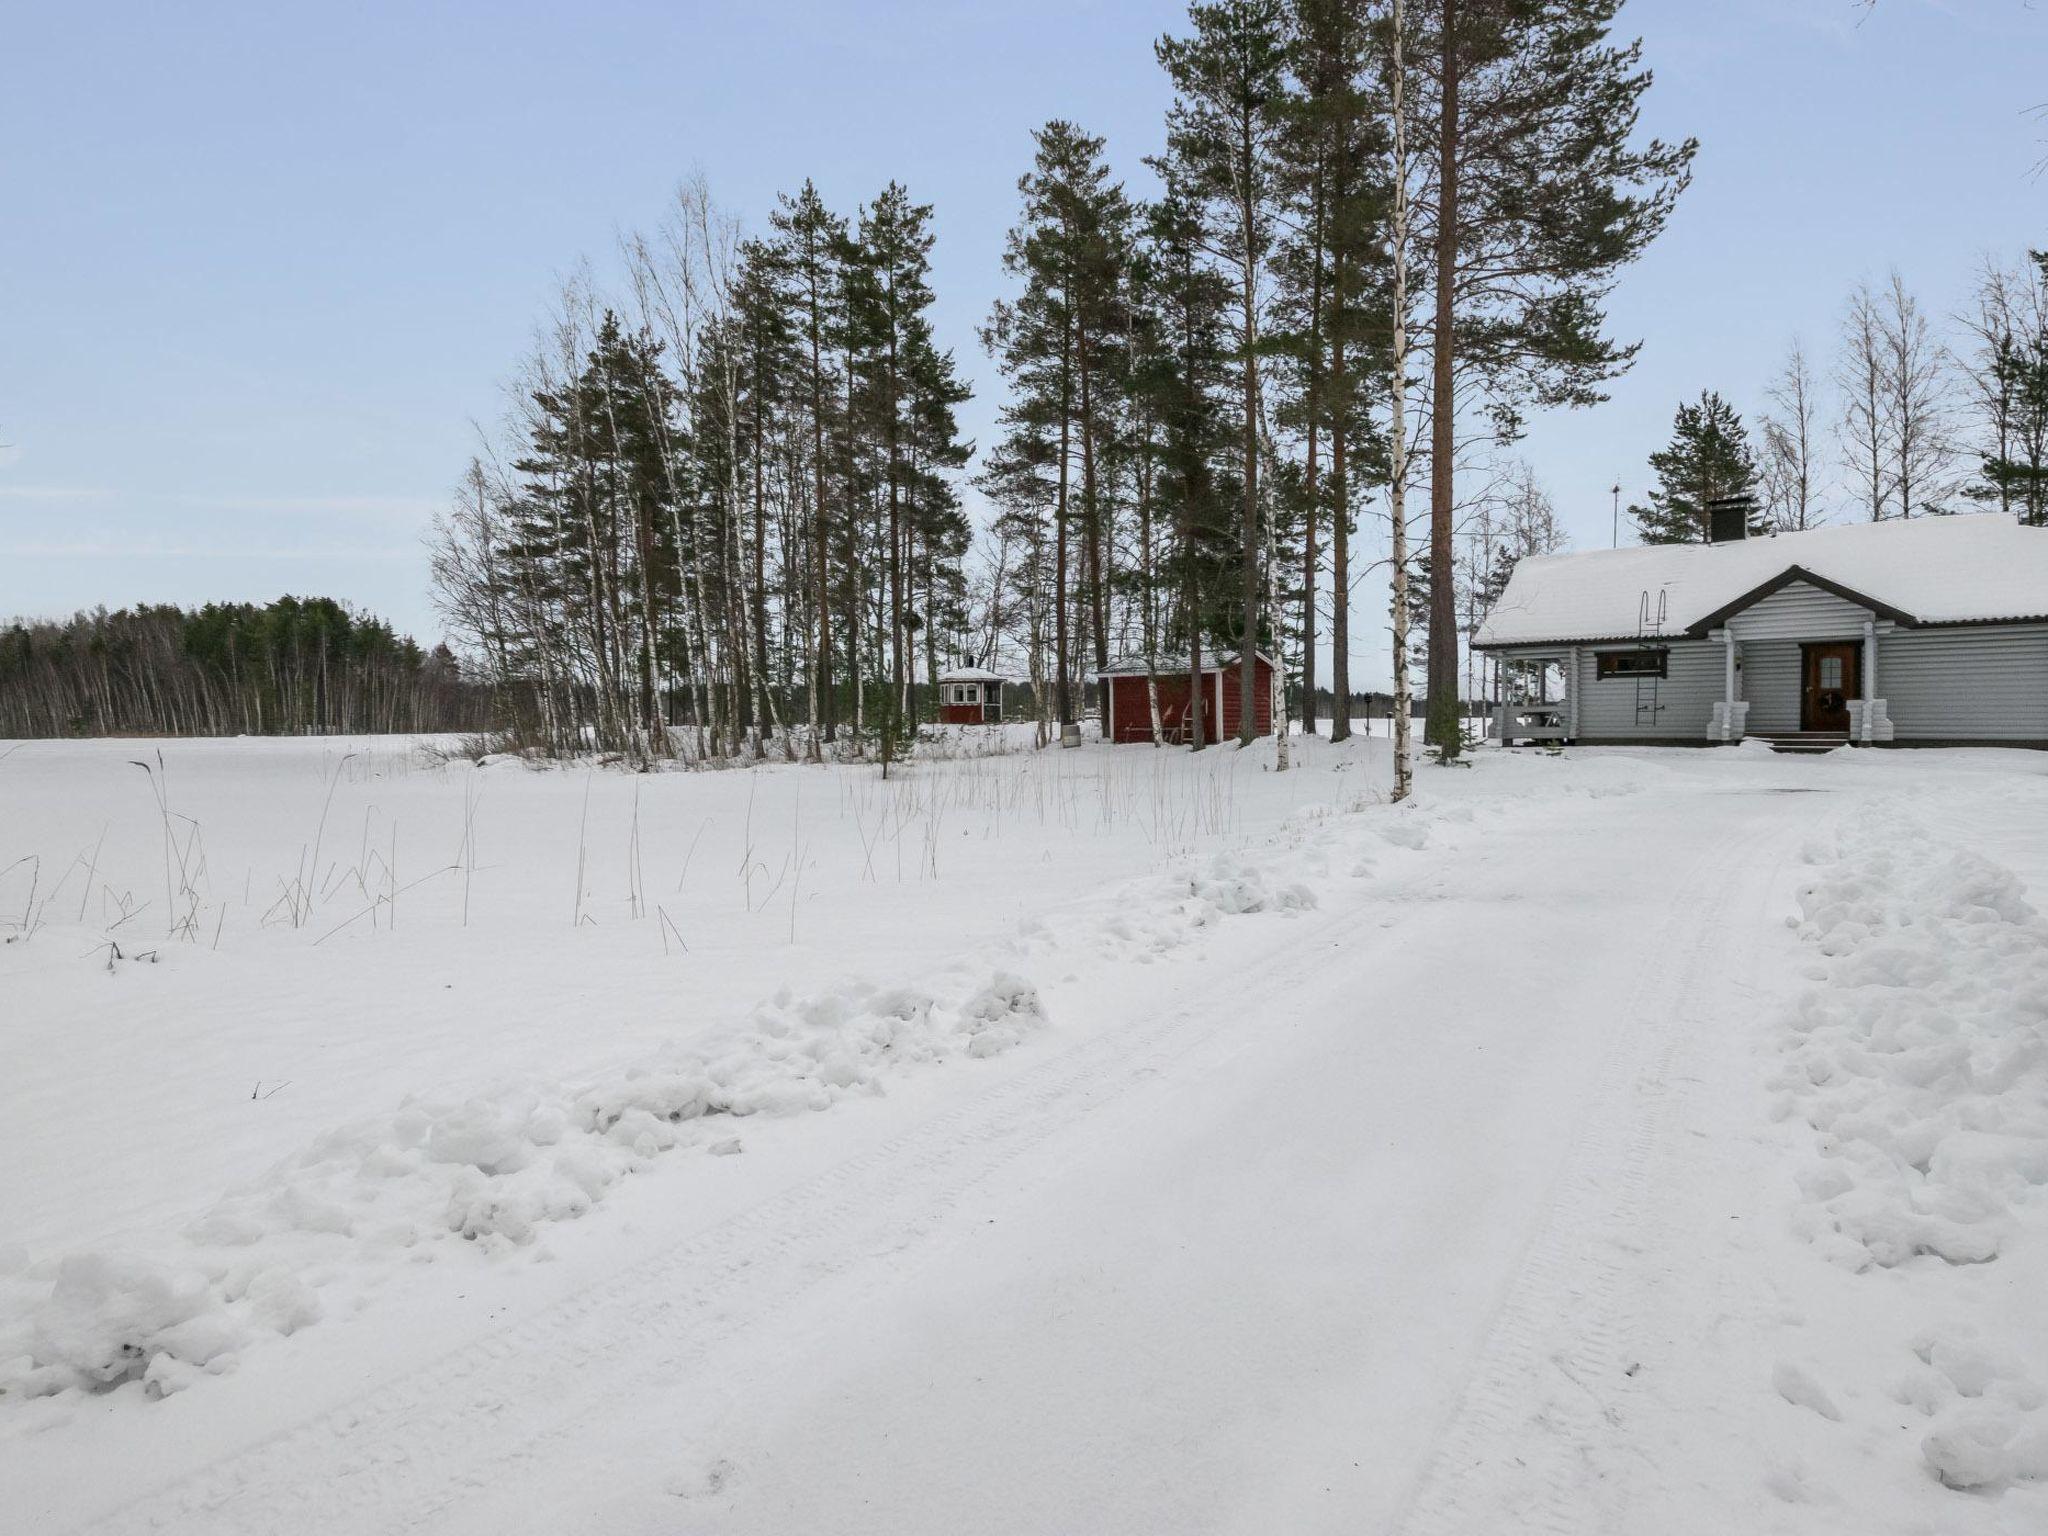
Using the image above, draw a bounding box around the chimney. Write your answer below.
[1706,493,1756,544]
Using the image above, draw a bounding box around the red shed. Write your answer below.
[1098,651,1276,744]
[937,666,1005,725]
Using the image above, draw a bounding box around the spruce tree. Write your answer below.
[1629,390,1761,544]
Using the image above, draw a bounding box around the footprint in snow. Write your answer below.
[665,1458,737,1500]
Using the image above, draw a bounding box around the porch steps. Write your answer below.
[1753,731,1850,755]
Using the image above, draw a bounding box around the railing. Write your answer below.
[1494,701,1567,746]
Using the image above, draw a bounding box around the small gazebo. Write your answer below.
[936,666,1005,725]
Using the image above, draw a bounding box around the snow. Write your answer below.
[1095,647,1276,675]
[1,730,2045,1533]
[1476,512,2048,646]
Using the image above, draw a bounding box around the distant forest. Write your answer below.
[0,598,490,739]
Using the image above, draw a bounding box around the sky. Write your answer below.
[1,0,2043,689]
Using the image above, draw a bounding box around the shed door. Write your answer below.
[1800,643,1860,733]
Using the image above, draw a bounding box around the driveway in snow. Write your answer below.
[4,739,2045,1535]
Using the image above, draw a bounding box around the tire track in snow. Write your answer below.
[62,853,1428,1536]
[1391,798,1807,1536]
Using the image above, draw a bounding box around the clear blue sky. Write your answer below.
[2,0,2042,687]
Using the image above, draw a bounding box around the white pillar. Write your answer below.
[1862,619,1877,744]
[1712,629,1746,742]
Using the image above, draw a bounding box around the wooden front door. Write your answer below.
[1801,642,1860,733]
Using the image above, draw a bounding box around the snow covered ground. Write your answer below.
[1,728,2044,1533]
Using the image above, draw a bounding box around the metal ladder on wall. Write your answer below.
[1635,589,1667,726]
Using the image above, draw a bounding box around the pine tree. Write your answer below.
[1133,177,1238,749]
[1158,0,1288,745]
[983,122,1133,733]
[1273,0,1388,744]
[849,183,946,760]
[769,183,849,752]
[1409,0,1696,754]
[1629,390,1761,544]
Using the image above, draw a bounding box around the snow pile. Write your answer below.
[1177,849,1319,917]
[1772,810,2048,1490]
[1016,842,1327,970]
[1775,818,2048,1270]
[1904,1331,2048,1490]
[0,971,1044,1401]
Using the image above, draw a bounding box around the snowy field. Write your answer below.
[2,728,2046,1534]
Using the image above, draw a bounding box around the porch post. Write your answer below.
[1711,628,1745,743]
[1861,618,1877,744]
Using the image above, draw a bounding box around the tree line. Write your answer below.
[1631,253,2048,542]
[430,176,972,766]
[0,599,485,739]
[430,0,1695,791]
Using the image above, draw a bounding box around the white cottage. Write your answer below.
[1476,508,2048,749]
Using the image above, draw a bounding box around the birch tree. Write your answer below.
[1759,338,1826,531]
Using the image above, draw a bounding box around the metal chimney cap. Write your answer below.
[1704,493,1757,544]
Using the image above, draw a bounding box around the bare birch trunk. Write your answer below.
[1389,0,1415,803]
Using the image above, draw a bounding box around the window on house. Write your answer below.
[1596,649,1668,679]
[1818,657,1843,689]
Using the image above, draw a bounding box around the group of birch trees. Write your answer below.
[1760,257,2048,533]
[1632,251,2048,543]
[0,600,482,739]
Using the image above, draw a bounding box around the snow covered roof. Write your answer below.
[1094,649,1277,678]
[1476,515,2048,648]
[937,666,1005,683]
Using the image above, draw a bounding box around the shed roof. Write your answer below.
[1475,515,2048,648]
[937,666,1006,683]
[1094,649,1277,678]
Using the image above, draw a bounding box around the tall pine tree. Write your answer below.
[1409,0,1696,752]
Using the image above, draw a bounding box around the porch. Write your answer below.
[1484,619,1899,749]
[1489,650,1575,746]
